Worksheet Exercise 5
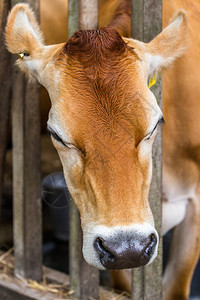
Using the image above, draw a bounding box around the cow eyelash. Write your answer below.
[145,126,157,140]
[47,127,86,156]
[47,128,66,147]
[146,117,165,140]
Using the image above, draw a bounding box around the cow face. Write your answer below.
[5,4,187,270]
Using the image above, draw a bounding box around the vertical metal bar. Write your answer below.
[68,1,99,299]
[131,0,162,299]
[11,0,42,281]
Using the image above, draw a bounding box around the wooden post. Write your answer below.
[68,1,99,299]
[131,1,162,299]
[68,0,79,38]
[11,0,42,281]
[0,0,11,217]
[79,0,98,30]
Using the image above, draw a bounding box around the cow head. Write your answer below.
[5,4,188,270]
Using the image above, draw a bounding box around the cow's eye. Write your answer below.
[145,117,164,140]
[145,125,158,140]
[47,126,85,155]
[48,128,67,147]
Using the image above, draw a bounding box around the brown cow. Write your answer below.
[162,1,200,299]
[5,2,196,300]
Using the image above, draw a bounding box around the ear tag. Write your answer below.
[148,74,157,88]
[18,53,24,59]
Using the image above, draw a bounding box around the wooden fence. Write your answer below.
[131,1,162,299]
[0,0,162,299]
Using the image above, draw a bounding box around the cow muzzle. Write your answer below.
[94,232,157,269]
[82,223,159,270]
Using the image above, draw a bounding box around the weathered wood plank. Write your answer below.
[131,0,143,41]
[43,266,70,286]
[79,0,98,30]
[0,278,40,300]
[143,2,162,299]
[0,267,68,300]
[143,0,162,43]
[68,0,79,38]
[79,244,99,299]
[131,1,162,299]
[131,268,144,300]
[68,1,99,299]
[69,203,99,300]
[78,3,99,298]
[69,200,82,298]
[0,265,128,300]
[68,1,81,298]
[144,85,162,300]
[0,0,11,217]
[11,0,42,281]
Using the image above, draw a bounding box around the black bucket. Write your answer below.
[42,172,70,242]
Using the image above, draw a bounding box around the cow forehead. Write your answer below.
[49,28,160,148]
[49,87,159,152]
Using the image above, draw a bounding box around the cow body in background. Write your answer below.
[162,1,200,299]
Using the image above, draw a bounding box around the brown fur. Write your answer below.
[57,28,146,151]
[65,28,127,58]
[54,28,151,226]
[62,28,129,81]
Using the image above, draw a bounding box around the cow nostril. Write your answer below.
[143,233,157,256]
[94,237,115,263]
[94,232,158,269]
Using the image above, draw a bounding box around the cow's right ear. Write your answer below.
[5,3,44,55]
[5,3,48,80]
[5,3,65,89]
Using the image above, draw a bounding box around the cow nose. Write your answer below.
[93,233,157,270]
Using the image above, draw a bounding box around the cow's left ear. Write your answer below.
[144,9,188,76]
